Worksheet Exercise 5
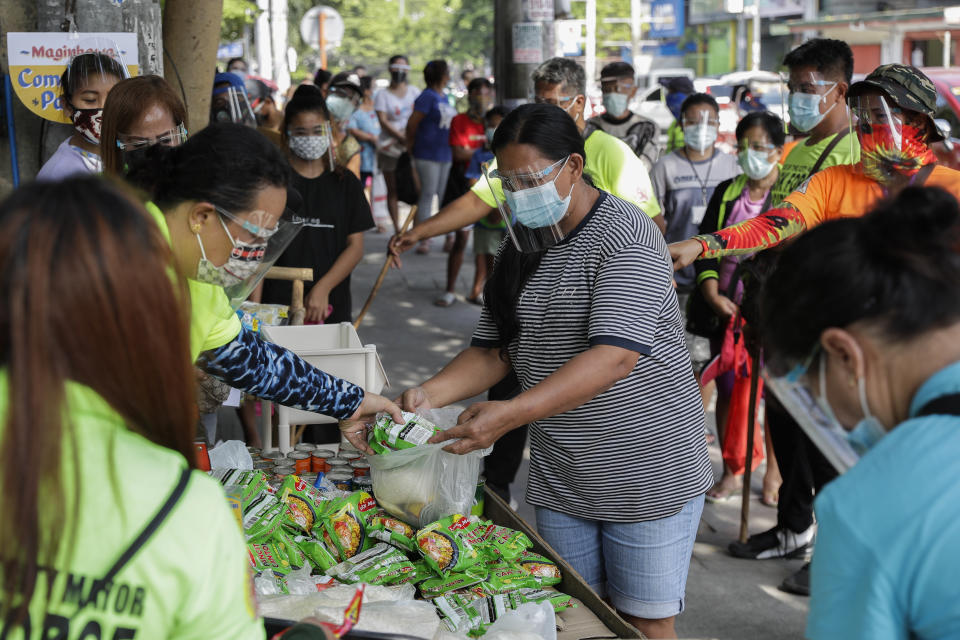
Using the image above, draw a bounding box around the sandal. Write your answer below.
[466,294,484,306]
[705,479,742,503]
[434,292,457,307]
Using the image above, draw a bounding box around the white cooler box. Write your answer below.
[259,323,388,453]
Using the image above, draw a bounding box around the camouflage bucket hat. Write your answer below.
[848,64,943,141]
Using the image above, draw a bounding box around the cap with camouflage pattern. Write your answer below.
[848,64,943,141]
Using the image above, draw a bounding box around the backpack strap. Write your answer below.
[808,129,849,177]
[916,393,960,417]
[75,466,192,613]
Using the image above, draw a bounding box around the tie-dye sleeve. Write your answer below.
[198,327,364,419]
[694,204,808,259]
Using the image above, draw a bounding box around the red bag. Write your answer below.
[720,316,765,476]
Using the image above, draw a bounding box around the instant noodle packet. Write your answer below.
[517,588,577,613]
[517,551,562,586]
[478,522,533,561]
[369,411,441,455]
[318,491,379,560]
[248,539,292,574]
[368,511,417,553]
[325,542,417,586]
[279,475,332,534]
[469,560,539,595]
[416,514,486,576]
[418,565,488,598]
[294,535,339,573]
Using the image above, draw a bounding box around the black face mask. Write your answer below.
[390,71,407,85]
[121,146,153,175]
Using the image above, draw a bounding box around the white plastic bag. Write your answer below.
[368,408,492,527]
[208,439,253,470]
[484,602,557,640]
[257,582,415,622]
[312,600,441,640]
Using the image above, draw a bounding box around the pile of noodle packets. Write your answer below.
[212,470,575,635]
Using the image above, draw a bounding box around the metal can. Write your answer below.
[350,460,371,478]
[340,451,363,463]
[194,440,211,472]
[326,456,349,468]
[294,443,316,453]
[471,476,486,517]
[329,463,352,478]
[288,451,312,474]
[353,476,374,494]
[247,446,262,457]
[273,464,296,478]
[311,448,336,473]
[261,449,286,462]
[328,471,354,492]
[253,459,273,470]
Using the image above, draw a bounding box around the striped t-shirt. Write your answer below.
[471,192,712,522]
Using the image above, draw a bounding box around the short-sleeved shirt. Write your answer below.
[0,373,264,640]
[807,360,960,640]
[262,171,374,324]
[470,192,712,522]
[374,85,420,157]
[784,163,960,228]
[412,88,457,163]
[465,148,494,182]
[449,113,486,168]
[770,131,860,206]
[650,149,741,291]
[36,137,101,181]
[471,129,661,218]
[348,108,382,173]
[146,202,242,360]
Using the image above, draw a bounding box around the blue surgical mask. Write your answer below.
[485,127,496,145]
[818,355,887,456]
[504,159,574,229]
[683,124,718,152]
[602,92,629,116]
[788,85,837,133]
[326,94,355,123]
[738,148,778,180]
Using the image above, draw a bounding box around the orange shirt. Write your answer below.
[784,163,960,228]
[780,139,801,164]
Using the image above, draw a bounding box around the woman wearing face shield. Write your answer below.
[349,104,712,639]
[100,75,189,175]
[759,186,960,639]
[327,73,364,179]
[125,123,402,440]
[37,52,126,181]
[694,111,785,504]
[375,55,420,233]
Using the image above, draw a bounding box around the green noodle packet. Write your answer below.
[418,565,489,598]
[325,542,417,586]
[416,514,486,576]
[518,588,578,612]
[367,511,417,553]
[294,535,339,573]
[369,411,441,454]
[518,551,563,586]
[477,522,533,561]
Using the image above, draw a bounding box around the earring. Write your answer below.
[191,223,202,234]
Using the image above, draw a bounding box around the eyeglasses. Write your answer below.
[214,204,280,240]
[287,123,332,137]
[490,156,569,192]
[533,95,576,107]
[116,124,188,150]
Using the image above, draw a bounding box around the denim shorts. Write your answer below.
[535,494,704,620]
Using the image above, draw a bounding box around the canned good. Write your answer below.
[311,448,336,473]
[353,476,373,494]
[471,476,486,517]
[329,463,352,477]
[261,449,286,462]
[340,451,363,463]
[273,464,296,478]
[253,459,273,470]
[194,440,211,472]
[328,471,354,492]
[288,451,312,474]
[300,473,318,485]
[294,443,316,453]
[247,446,262,457]
[350,461,371,478]
[326,456,349,468]
[339,439,360,453]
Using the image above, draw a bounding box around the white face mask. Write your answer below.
[288,134,331,161]
[738,148,778,180]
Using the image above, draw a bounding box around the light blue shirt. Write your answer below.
[807,360,960,640]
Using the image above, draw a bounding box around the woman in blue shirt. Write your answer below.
[406,59,456,253]
[759,186,960,640]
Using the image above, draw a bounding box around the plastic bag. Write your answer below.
[368,408,492,527]
[311,600,440,640]
[484,602,557,640]
[257,582,415,622]
[208,440,254,470]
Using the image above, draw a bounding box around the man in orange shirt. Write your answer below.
[670,64,960,267]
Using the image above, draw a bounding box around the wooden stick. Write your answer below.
[353,206,417,329]
[739,348,763,543]
[266,266,314,282]
[290,280,306,327]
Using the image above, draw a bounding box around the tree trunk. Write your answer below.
[162,0,223,134]
[0,0,40,193]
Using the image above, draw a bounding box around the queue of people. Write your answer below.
[4,34,960,640]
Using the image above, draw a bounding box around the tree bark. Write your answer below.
[162,0,222,133]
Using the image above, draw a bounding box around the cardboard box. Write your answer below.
[483,488,643,640]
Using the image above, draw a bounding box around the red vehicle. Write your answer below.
[920,68,960,169]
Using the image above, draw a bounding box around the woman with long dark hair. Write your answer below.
[345,104,712,639]
[0,178,261,637]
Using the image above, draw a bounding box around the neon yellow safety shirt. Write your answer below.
[0,373,264,639]
[471,128,662,218]
[145,202,243,361]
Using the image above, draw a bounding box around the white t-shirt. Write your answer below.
[374,85,420,157]
[36,137,101,182]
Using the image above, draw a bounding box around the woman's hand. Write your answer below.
[339,392,404,454]
[428,401,514,455]
[305,285,331,324]
[706,291,739,321]
[398,386,433,413]
[669,239,704,271]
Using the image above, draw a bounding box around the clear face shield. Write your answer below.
[850,93,935,183]
[327,84,361,124]
[63,38,131,144]
[389,62,411,85]
[206,190,305,310]
[482,156,576,253]
[211,83,257,127]
[681,109,719,153]
[116,123,188,151]
[763,349,861,474]
[785,70,839,134]
[599,76,635,117]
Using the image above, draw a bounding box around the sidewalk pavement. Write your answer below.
[350,226,811,640]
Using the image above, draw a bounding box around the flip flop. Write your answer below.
[466,295,484,306]
[705,482,742,503]
[434,292,457,307]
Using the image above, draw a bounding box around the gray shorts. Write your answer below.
[676,292,712,372]
[474,227,506,255]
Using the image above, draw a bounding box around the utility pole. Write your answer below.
[494,0,540,106]
[163,0,222,133]
[0,0,41,190]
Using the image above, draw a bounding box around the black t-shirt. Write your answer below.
[262,170,374,323]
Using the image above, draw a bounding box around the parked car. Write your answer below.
[921,68,960,170]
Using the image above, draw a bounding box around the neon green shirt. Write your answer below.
[470,129,662,218]
[145,202,243,360]
[770,132,861,207]
[0,373,264,639]
[666,121,685,154]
